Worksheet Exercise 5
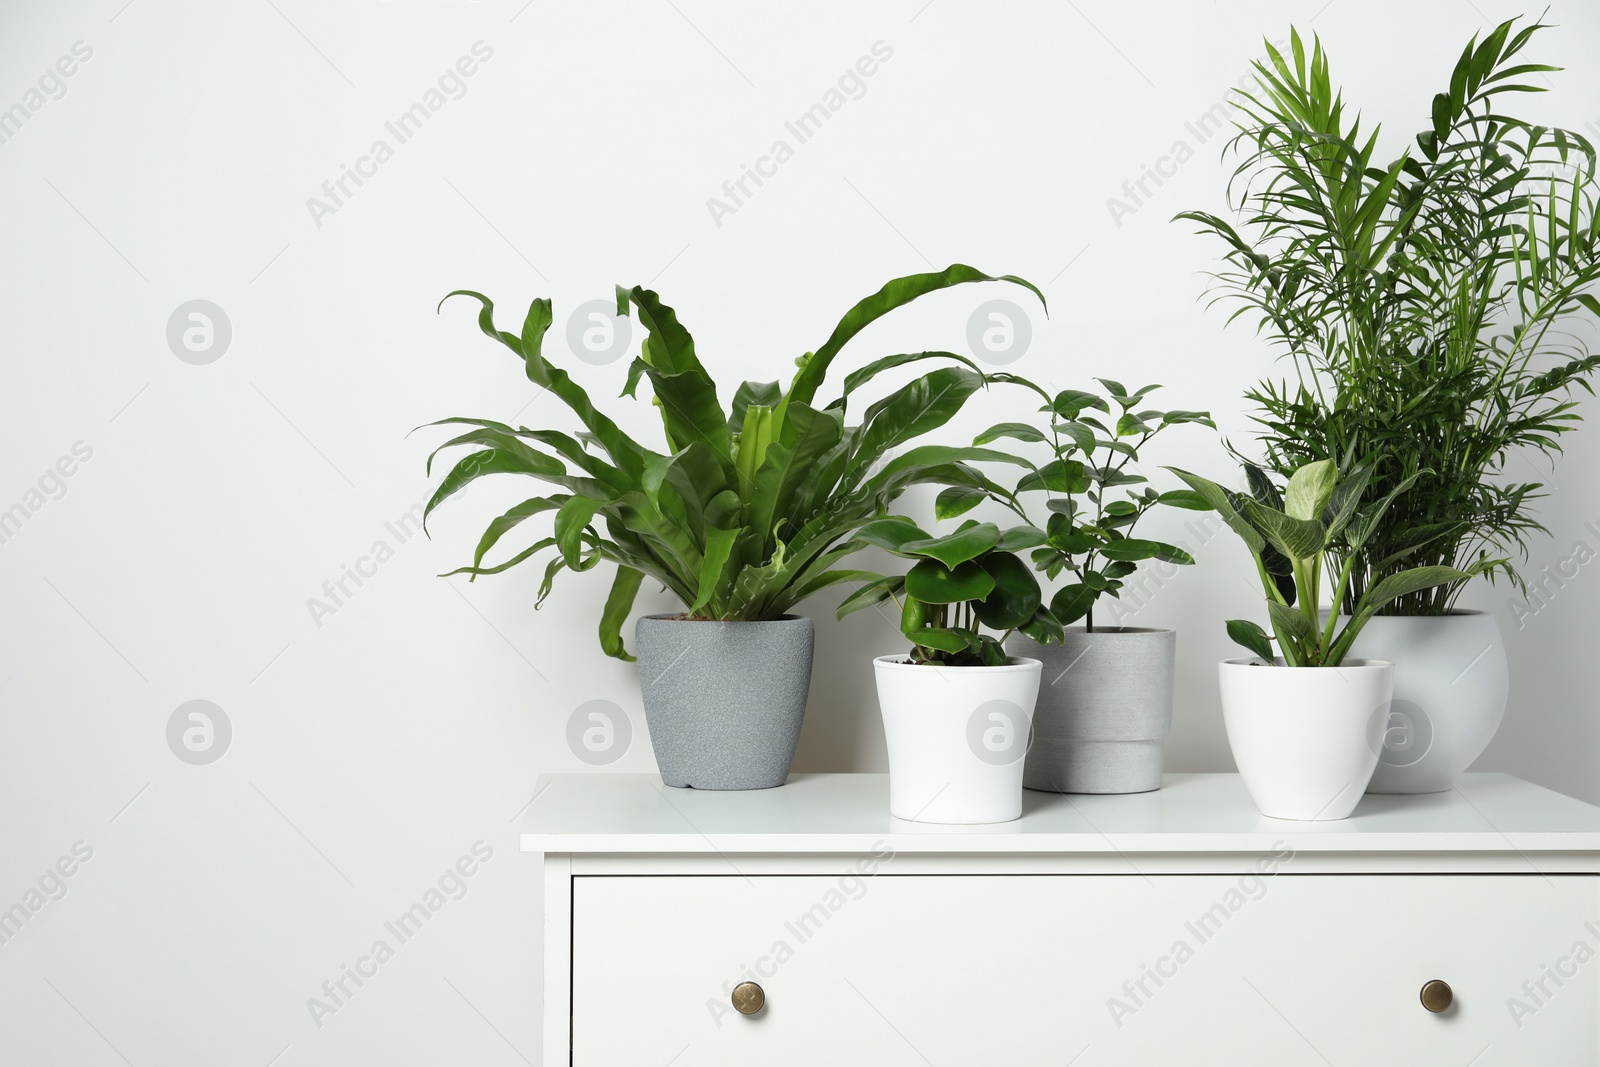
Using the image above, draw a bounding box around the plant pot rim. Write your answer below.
[1220,656,1392,671]
[1059,626,1173,636]
[873,654,1042,673]
[639,612,809,624]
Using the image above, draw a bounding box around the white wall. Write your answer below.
[1,1,1596,1063]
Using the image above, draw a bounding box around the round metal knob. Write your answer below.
[1420,979,1453,1013]
[731,981,765,1016]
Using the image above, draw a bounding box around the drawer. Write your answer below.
[571,873,1599,1065]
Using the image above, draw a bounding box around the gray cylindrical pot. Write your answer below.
[1008,627,1175,794]
[635,613,813,790]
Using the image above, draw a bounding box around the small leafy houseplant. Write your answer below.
[426,265,1045,790]
[1168,458,1470,821]
[972,378,1215,631]
[1168,460,1471,666]
[838,518,1060,665]
[841,518,1052,824]
[962,378,1217,794]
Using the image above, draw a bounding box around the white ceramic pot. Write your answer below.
[1218,658,1392,821]
[873,656,1042,824]
[1337,611,1508,794]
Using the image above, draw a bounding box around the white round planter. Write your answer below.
[1219,658,1392,821]
[873,656,1042,824]
[1337,611,1508,794]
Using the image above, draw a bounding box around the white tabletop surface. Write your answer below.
[519,772,1600,855]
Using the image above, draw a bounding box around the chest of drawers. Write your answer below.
[523,773,1600,1065]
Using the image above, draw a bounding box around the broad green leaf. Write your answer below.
[727,380,781,434]
[440,291,649,479]
[935,485,986,520]
[1243,500,1327,561]
[1267,600,1316,665]
[734,404,774,502]
[845,368,987,483]
[554,495,606,566]
[1019,607,1064,645]
[1051,390,1111,419]
[598,566,644,661]
[905,558,995,603]
[425,448,565,530]
[1321,460,1375,539]
[1164,467,1265,554]
[1115,413,1152,437]
[785,265,1046,413]
[1055,420,1097,453]
[1357,566,1473,616]
[690,527,740,613]
[1017,458,1091,494]
[1050,583,1096,626]
[618,287,730,461]
[853,518,933,554]
[1283,460,1337,521]
[836,574,905,619]
[972,552,1041,630]
[1226,619,1276,662]
[1243,463,1284,510]
[840,350,982,399]
[973,421,1049,445]
[1097,538,1163,562]
[996,525,1048,551]
[900,523,1002,568]
[470,495,569,572]
[1157,489,1212,511]
[903,626,972,654]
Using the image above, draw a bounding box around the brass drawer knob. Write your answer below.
[1420,979,1453,1013]
[731,981,765,1016]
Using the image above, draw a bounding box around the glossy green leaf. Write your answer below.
[905,558,995,604]
[900,523,1002,568]
[1283,459,1337,521]
[1050,583,1096,626]
[1226,619,1276,662]
[1017,458,1091,494]
[935,485,986,521]
[972,551,1041,630]
[598,566,644,661]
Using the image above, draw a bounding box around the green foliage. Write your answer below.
[1168,461,1471,666]
[426,266,1045,659]
[838,518,1059,667]
[966,378,1216,631]
[1178,17,1600,615]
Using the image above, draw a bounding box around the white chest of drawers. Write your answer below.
[523,773,1600,1066]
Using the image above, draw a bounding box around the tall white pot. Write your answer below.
[1336,610,1508,794]
[1219,658,1392,821]
[873,656,1041,824]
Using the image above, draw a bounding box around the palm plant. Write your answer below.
[424,266,1044,659]
[1178,17,1600,615]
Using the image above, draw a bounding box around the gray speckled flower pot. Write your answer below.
[1008,627,1175,794]
[635,614,813,790]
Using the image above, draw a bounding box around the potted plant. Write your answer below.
[1178,18,1600,792]
[426,265,1044,790]
[1167,459,1470,820]
[965,378,1216,794]
[838,518,1060,823]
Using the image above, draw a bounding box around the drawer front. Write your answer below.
[572,873,1599,1065]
